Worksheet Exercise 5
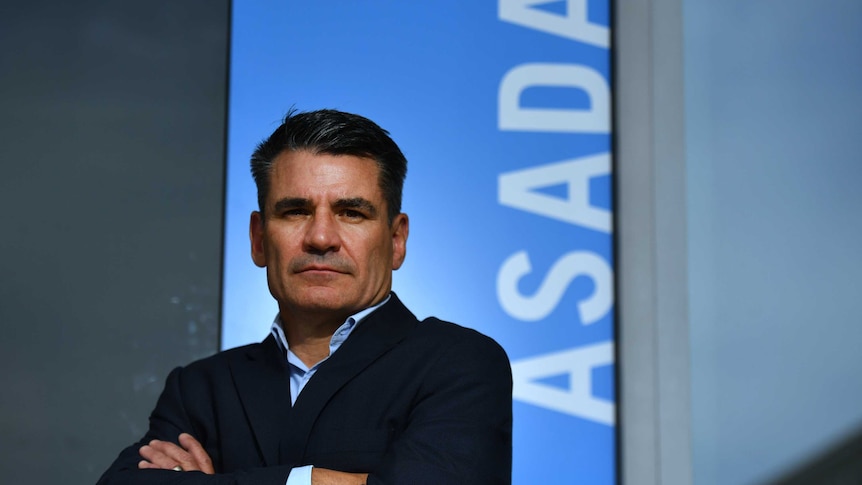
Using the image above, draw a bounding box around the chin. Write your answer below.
[289,289,356,313]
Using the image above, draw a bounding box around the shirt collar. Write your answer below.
[269,294,391,356]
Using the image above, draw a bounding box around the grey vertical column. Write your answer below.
[615,1,692,485]
[0,2,228,484]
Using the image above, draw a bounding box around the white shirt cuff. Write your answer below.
[286,465,313,485]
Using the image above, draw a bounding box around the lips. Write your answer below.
[298,265,345,274]
[290,257,353,275]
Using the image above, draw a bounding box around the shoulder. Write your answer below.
[170,339,273,381]
[413,317,511,367]
[416,317,497,342]
[186,341,260,367]
[403,318,512,404]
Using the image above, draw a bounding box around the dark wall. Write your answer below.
[0,2,229,483]
[767,426,862,485]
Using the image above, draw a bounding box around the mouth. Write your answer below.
[291,256,352,276]
[296,265,347,275]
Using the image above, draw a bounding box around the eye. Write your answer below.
[341,209,366,219]
[281,208,309,217]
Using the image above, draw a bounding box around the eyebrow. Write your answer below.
[272,197,379,217]
[334,197,378,217]
[273,197,310,213]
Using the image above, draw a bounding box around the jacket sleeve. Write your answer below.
[368,330,513,485]
[96,366,294,485]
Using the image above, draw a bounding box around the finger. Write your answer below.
[152,439,199,471]
[139,444,175,470]
[138,459,159,469]
[143,440,192,470]
[179,433,215,474]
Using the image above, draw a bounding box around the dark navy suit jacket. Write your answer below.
[97,295,513,484]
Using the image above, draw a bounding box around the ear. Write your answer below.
[249,211,267,268]
[390,213,409,270]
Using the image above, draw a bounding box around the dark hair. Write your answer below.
[250,109,408,223]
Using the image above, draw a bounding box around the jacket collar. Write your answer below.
[228,293,418,466]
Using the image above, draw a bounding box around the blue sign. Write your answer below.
[222,2,614,483]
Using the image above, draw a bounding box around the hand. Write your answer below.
[138,433,215,474]
[312,468,369,485]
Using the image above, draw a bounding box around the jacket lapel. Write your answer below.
[228,334,291,467]
[279,294,419,464]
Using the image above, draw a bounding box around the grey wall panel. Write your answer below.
[615,0,693,484]
[0,2,229,484]
[685,1,862,484]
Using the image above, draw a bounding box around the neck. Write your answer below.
[278,309,346,368]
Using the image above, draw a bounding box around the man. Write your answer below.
[97,109,513,485]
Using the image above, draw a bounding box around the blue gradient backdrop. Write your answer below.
[222,2,614,483]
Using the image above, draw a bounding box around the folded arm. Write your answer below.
[367,330,513,485]
[138,434,367,485]
[97,366,295,485]
[98,329,512,485]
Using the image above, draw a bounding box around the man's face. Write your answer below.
[250,150,408,321]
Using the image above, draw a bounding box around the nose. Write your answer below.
[302,210,342,255]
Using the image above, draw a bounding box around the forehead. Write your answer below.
[268,150,382,199]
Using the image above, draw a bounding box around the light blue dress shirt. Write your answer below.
[270,295,390,485]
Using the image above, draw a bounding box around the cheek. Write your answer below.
[349,240,383,274]
[365,242,394,275]
[265,230,300,259]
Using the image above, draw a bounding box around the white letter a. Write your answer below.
[499,0,610,48]
[512,342,615,425]
[498,152,611,233]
